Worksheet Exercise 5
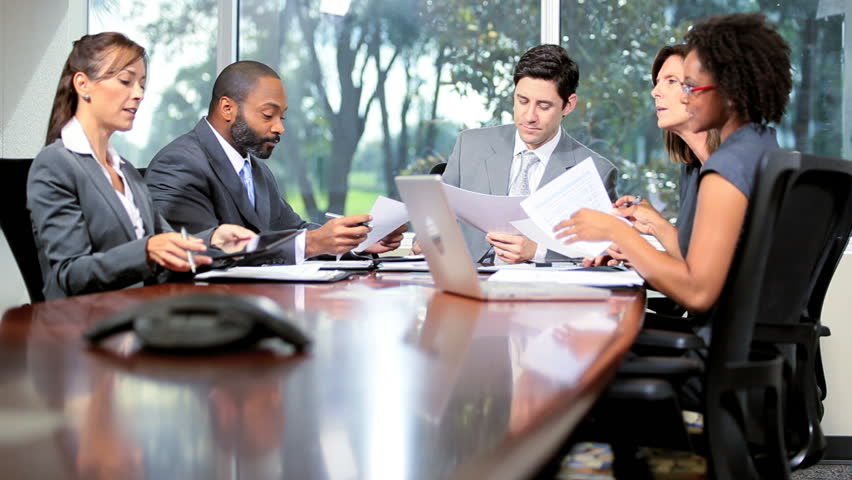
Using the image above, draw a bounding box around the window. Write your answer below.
[238,0,539,221]
[88,0,219,167]
[559,0,847,218]
[90,0,850,223]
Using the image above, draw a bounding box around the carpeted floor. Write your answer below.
[556,442,851,479]
[791,464,852,479]
[557,410,851,479]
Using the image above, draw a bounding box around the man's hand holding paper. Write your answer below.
[519,157,617,258]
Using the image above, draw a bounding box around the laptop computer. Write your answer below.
[395,175,611,301]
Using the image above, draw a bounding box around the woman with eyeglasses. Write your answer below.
[556,13,791,315]
[27,32,255,300]
[588,44,721,268]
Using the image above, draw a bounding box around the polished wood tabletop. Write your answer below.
[0,273,644,480]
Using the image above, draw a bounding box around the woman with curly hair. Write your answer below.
[557,13,791,315]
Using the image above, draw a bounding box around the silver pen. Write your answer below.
[620,195,643,207]
[180,226,197,273]
[325,212,371,227]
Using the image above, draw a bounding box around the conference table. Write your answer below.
[0,272,644,480]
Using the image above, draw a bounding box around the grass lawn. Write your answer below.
[283,188,385,221]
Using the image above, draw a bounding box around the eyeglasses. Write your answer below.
[681,83,716,96]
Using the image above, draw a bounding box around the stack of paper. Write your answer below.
[487,268,644,287]
[195,265,348,282]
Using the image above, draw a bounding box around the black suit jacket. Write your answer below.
[146,119,317,264]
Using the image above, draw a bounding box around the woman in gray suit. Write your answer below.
[28,32,254,300]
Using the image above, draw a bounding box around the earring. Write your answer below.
[83,94,91,101]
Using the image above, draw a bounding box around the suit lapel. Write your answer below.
[193,120,263,229]
[77,154,136,240]
[540,129,583,187]
[485,125,516,195]
[252,159,271,227]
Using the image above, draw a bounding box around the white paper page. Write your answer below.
[356,196,409,252]
[376,261,432,272]
[640,234,666,251]
[195,264,335,281]
[511,218,606,259]
[520,157,613,257]
[305,260,375,270]
[487,268,645,287]
[442,183,527,234]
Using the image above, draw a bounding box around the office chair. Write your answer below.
[429,162,447,175]
[0,159,45,303]
[580,149,852,480]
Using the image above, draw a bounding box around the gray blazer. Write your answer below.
[441,124,618,260]
[146,119,316,265]
[27,140,179,300]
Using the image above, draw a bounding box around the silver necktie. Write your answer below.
[509,150,539,196]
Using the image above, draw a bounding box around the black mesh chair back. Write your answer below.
[0,159,45,303]
[704,149,852,479]
[429,162,447,175]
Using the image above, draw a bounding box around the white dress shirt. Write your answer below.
[61,117,145,239]
[205,119,307,263]
[511,127,563,262]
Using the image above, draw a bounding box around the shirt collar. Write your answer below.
[60,117,123,170]
[513,126,562,166]
[205,117,251,174]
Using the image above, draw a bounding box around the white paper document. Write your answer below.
[195,264,346,282]
[487,268,645,287]
[441,183,527,234]
[356,196,409,251]
[510,217,594,259]
[305,260,375,270]
[520,157,615,258]
[640,234,666,251]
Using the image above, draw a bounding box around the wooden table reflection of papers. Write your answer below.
[0,273,643,480]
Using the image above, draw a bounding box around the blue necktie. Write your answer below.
[239,160,256,208]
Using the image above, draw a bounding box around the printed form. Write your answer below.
[520,157,615,258]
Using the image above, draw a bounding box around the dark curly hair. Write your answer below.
[684,13,792,126]
[513,44,579,106]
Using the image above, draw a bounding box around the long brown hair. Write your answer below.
[45,32,146,146]
[651,45,720,165]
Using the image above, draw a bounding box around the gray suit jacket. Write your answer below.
[146,119,317,265]
[441,124,618,260]
[27,140,178,300]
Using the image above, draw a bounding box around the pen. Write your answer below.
[324,212,371,227]
[180,226,197,273]
[620,195,643,207]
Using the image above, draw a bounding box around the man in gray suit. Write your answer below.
[146,61,404,264]
[442,44,617,264]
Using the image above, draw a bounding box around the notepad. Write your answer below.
[195,265,351,282]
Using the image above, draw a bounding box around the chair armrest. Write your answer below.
[606,377,677,401]
[634,328,706,350]
[753,322,818,345]
[617,355,704,378]
[642,312,699,333]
